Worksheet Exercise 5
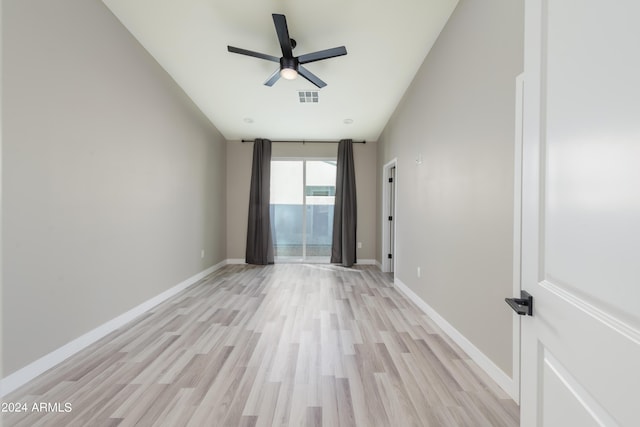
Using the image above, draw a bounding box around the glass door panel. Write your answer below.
[305,161,336,258]
[270,161,303,258]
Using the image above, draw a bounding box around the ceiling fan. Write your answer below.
[227,14,347,89]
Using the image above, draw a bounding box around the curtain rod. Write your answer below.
[241,139,366,144]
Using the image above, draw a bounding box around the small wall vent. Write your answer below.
[298,90,319,103]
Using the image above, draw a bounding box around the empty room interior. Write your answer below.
[2,0,638,426]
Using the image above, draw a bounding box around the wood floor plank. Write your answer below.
[2,264,518,426]
[287,382,309,427]
[270,379,294,427]
[306,406,322,427]
[320,376,339,427]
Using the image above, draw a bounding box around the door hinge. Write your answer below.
[388,177,394,183]
[388,216,393,221]
[387,254,393,259]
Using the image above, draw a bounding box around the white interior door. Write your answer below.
[389,165,396,273]
[382,159,397,273]
[519,0,640,426]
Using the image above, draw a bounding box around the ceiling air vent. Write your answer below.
[298,90,319,103]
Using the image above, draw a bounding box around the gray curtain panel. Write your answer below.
[245,138,274,265]
[331,139,358,267]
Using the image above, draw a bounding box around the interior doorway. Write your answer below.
[382,159,397,274]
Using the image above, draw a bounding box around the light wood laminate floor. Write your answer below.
[3,264,519,426]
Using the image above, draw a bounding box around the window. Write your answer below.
[270,159,337,261]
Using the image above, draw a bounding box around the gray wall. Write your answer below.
[377,0,523,375]
[2,0,227,375]
[226,141,253,260]
[226,141,378,261]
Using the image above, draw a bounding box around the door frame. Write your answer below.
[270,157,337,263]
[381,158,397,273]
[512,73,525,405]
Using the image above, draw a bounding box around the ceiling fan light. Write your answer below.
[280,67,298,80]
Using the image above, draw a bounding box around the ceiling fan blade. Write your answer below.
[272,14,293,58]
[264,69,281,87]
[227,46,279,62]
[298,66,327,88]
[298,46,347,64]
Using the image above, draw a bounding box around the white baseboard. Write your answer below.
[224,258,379,266]
[393,278,517,401]
[0,260,228,397]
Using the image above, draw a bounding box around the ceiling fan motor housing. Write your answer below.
[280,56,298,72]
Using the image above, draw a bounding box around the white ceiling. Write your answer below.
[102,0,458,142]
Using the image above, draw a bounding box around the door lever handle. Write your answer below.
[505,290,533,316]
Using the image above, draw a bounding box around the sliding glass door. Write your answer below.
[270,159,336,261]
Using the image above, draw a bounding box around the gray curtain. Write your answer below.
[331,139,357,267]
[245,138,274,265]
